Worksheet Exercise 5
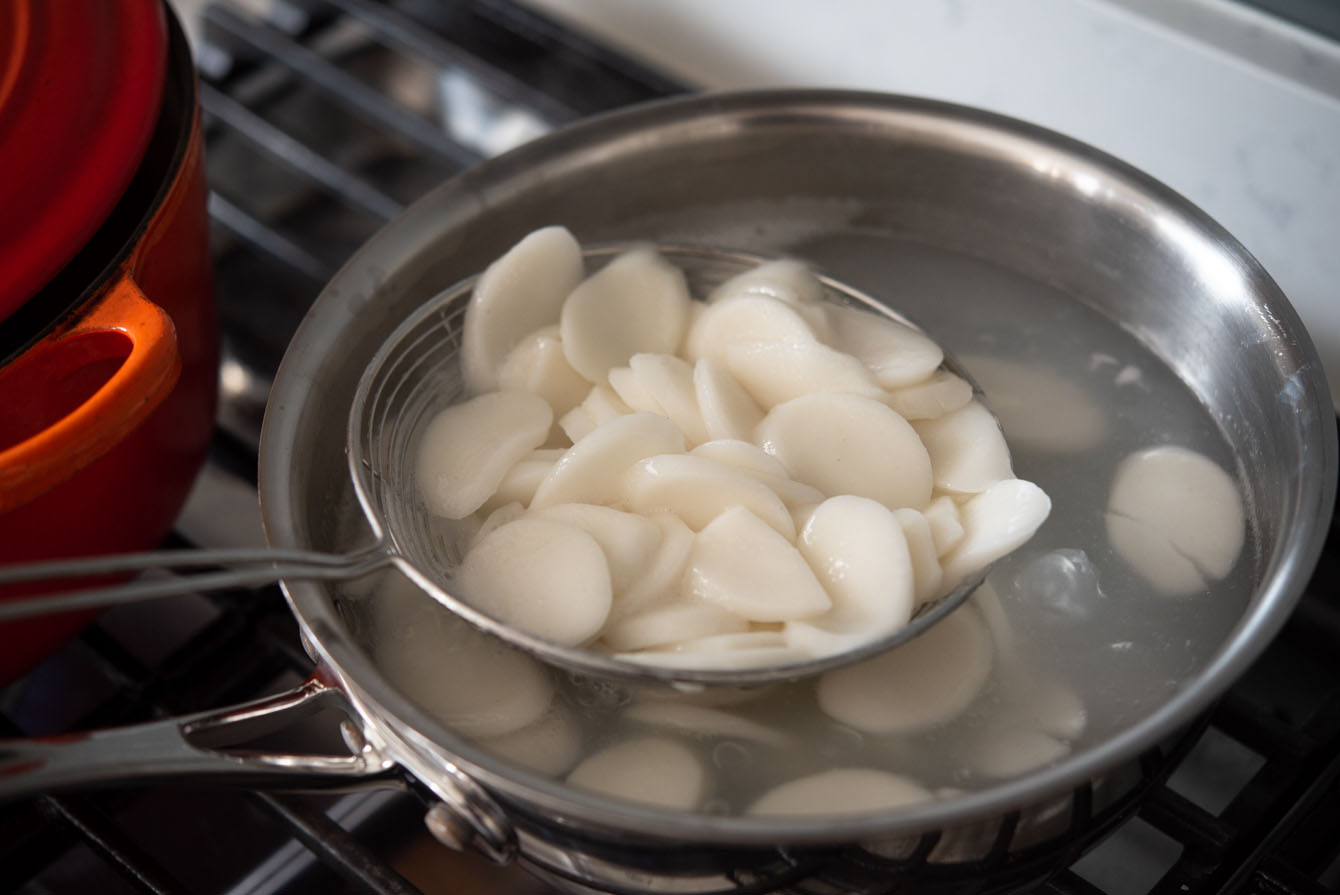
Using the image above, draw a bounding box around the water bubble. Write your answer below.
[1115,365,1143,387]
[712,741,753,772]
[1007,549,1105,622]
[569,676,630,710]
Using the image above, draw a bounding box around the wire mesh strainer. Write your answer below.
[0,246,998,687]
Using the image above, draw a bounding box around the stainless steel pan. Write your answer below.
[1,90,1332,894]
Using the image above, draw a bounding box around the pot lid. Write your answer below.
[0,0,167,321]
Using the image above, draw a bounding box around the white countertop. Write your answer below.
[520,0,1340,407]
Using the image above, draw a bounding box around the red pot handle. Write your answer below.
[0,275,181,512]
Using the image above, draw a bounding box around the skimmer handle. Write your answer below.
[0,546,390,620]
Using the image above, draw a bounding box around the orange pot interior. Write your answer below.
[0,331,131,452]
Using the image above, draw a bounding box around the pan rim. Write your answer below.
[260,87,1337,846]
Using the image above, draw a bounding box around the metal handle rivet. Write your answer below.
[424,802,472,851]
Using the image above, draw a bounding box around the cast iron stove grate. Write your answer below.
[0,2,1337,893]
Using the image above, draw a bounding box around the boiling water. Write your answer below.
[344,229,1254,816]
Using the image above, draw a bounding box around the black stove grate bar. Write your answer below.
[250,792,422,894]
[1141,787,1230,863]
[1287,595,1340,649]
[1213,690,1312,762]
[1043,870,1109,895]
[201,81,406,221]
[323,0,579,124]
[0,803,76,892]
[72,598,298,729]
[76,621,157,697]
[1251,865,1333,895]
[208,191,335,283]
[1133,648,1340,894]
[465,0,690,108]
[1212,703,1340,894]
[203,4,484,168]
[40,794,191,895]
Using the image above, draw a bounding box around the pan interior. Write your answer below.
[340,225,1256,814]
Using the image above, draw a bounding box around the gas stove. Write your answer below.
[1,2,1337,893]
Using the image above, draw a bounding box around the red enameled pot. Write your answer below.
[0,0,219,682]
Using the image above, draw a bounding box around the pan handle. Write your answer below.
[0,671,520,862]
[0,676,396,796]
[0,546,391,620]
